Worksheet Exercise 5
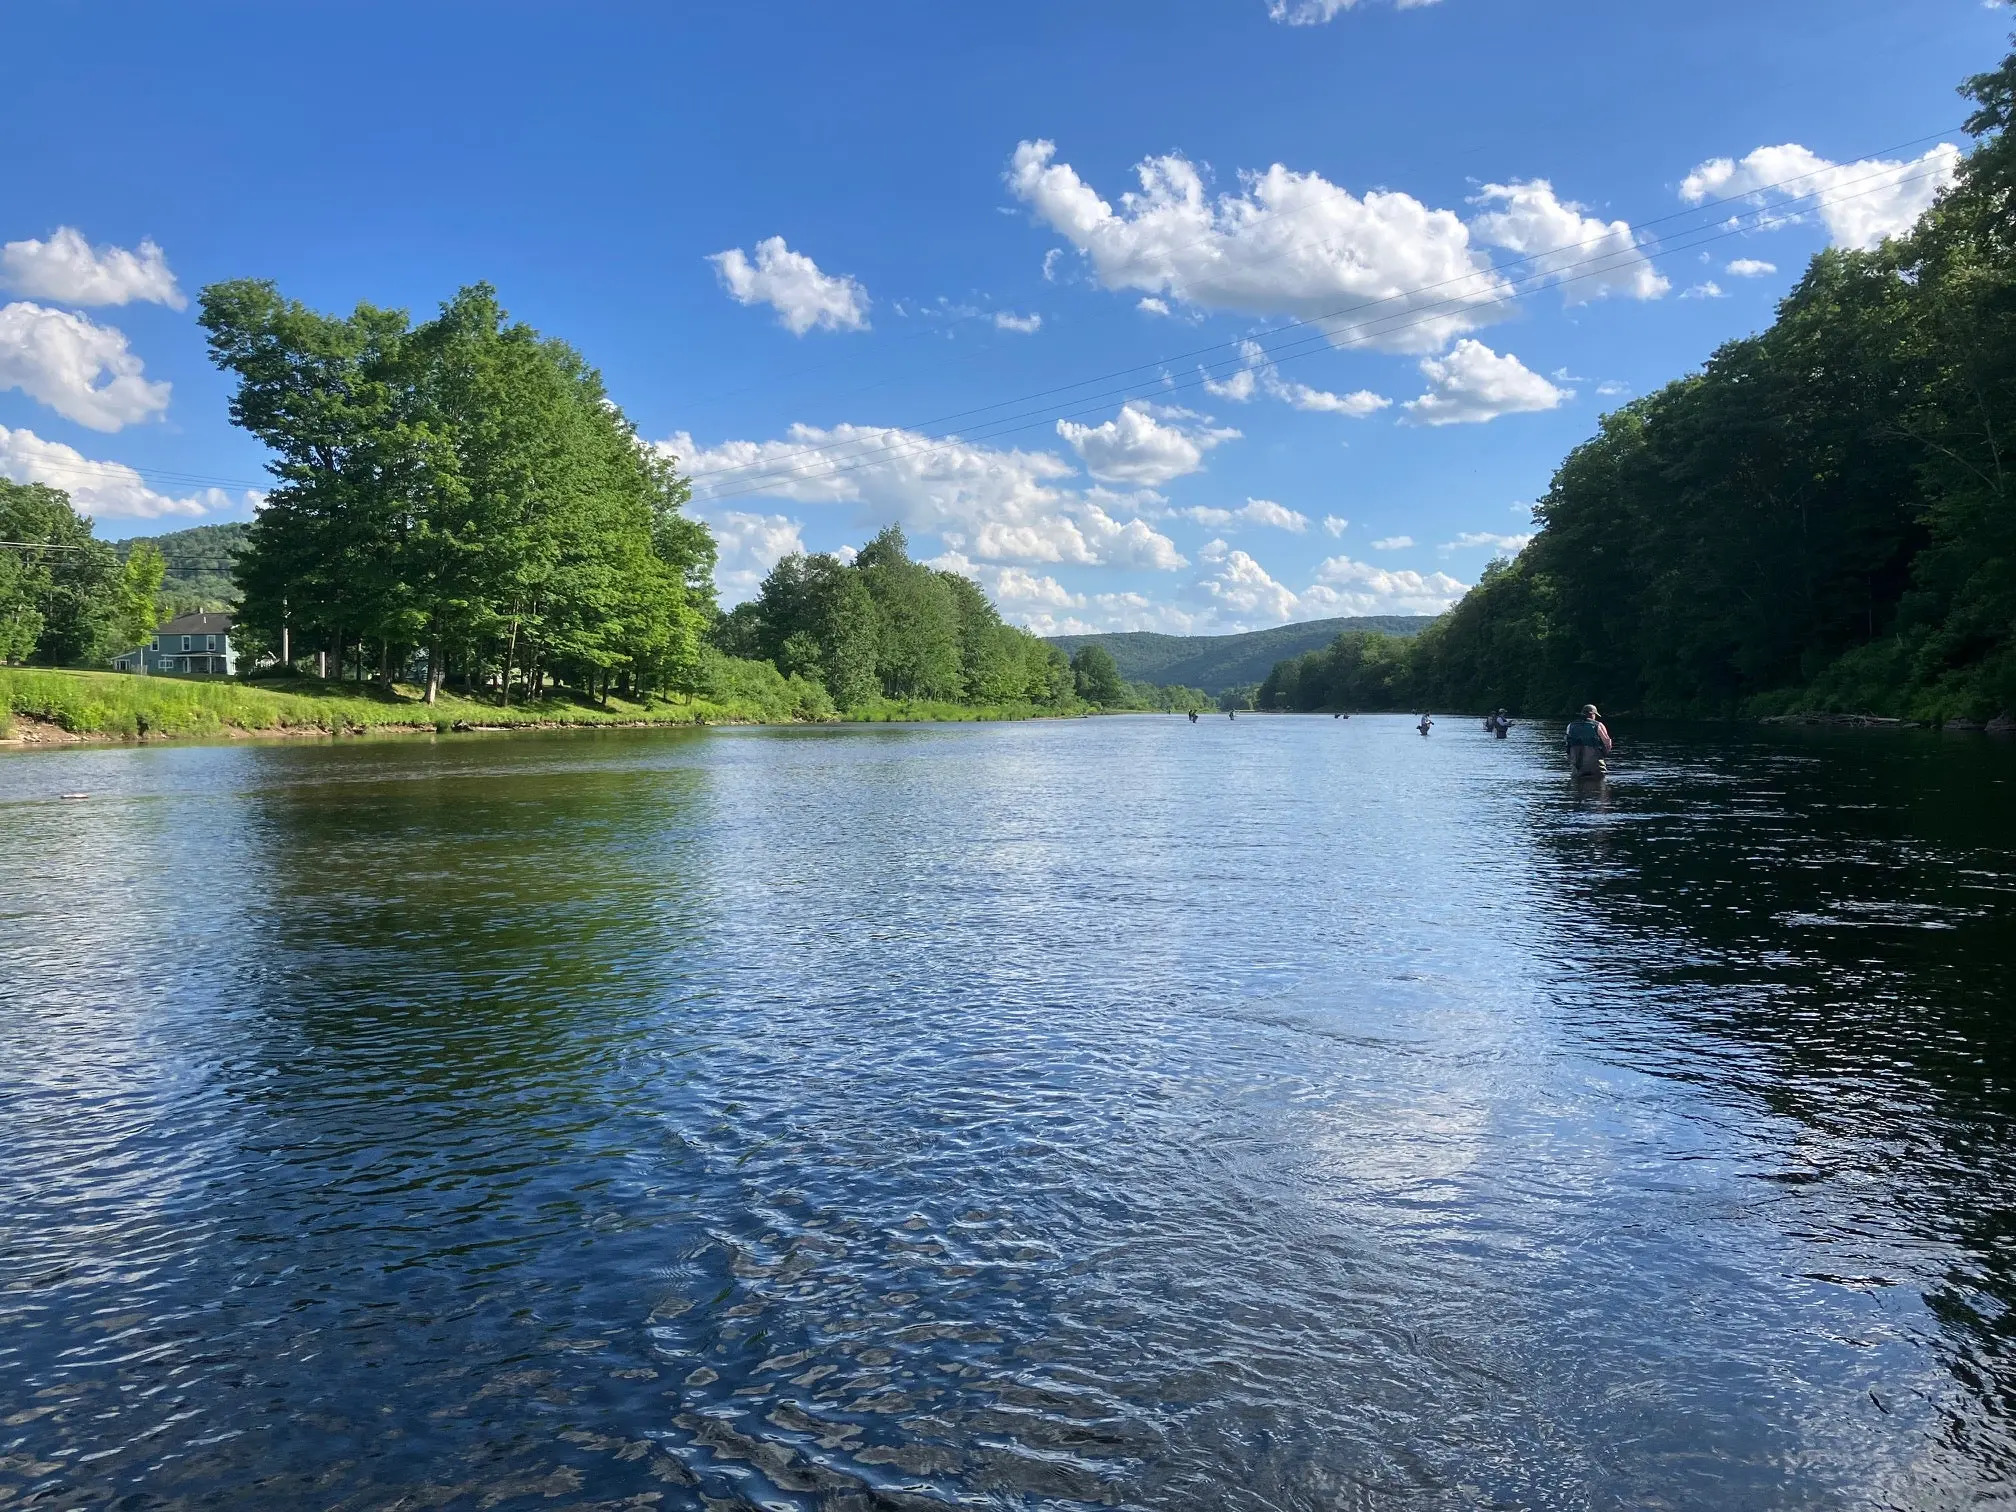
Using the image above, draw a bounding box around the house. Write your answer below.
[112,612,237,676]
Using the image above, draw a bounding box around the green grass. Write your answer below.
[0,667,1069,741]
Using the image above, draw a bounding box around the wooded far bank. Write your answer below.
[1258,41,2016,727]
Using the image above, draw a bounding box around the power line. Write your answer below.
[1,458,268,492]
[675,127,1960,433]
[688,157,1958,506]
[676,128,1965,493]
[2,127,1962,510]
[691,151,1957,493]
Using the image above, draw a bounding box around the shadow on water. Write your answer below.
[2,732,731,1508]
[1531,724,2016,1488]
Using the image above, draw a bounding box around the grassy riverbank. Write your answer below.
[0,667,1067,744]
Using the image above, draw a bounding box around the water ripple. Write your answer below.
[2,718,2013,1508]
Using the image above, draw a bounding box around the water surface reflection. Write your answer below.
[1,718,2011,1508]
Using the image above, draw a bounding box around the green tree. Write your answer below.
[856,526,962,699]
[1070,642,1126,705]
[200,278,714,705]
[114,541,167,655]
[733,525,1071,710]
[749,551,882,708]
[0,480,125,666]
[1331,35,2016,725]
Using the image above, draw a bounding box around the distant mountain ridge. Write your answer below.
[1047,615,1434,694]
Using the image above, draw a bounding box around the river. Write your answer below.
[2,715,2012,1509]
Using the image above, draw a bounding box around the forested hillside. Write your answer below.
[1049,615,1432,695]
[1264,43,2016,725]
[114,522,248,616]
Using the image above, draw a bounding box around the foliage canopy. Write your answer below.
[198,280,715,705]
[1264,39,2016,726]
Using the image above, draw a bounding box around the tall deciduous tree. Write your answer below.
[198,279,714,705]
[1070,642,1126,706]
[0,479,128,667]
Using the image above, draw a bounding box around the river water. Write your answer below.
[2,715,2013,1510]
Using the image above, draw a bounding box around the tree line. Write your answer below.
[716,526,1069,707]
[6,277,1202,717]
[1265,41,2016,725]
[711,527,1208,712]
[0,480,163,667]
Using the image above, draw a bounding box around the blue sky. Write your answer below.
[2,0,2006,632]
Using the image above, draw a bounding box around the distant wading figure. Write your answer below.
[1484,709,1512,739]
[1417,713,1434,736]
[1565,704,1612,776]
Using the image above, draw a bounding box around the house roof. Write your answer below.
[157,612,234,635]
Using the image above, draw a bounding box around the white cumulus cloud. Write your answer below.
[1726,258,1777,277]
[1189,539,1303,625]
[1323,514,1349,536]
[1304,554,1469,616]
[993,310,1042,333]
[1680,280,1726,299]
[927,554,1089,619]
[1012,544,1467,635]
[1,228,185,309]
[1276,378,1391,416]
[0,424,257,520]
[708,237,869,334]
[983,564,1085,610]
[1055,401,1239,486]
[1203,338,1390,417]
[1402,340,1568,426]
[1202,365,1258,402]
[1680,142,1960,252]
[1267,0,1441,24]
[1370,535,1414,550]
[1009,139,1512,353]
[1440,530,1533,554]
[704,510,806,606]
[0,302,171,431]
[666,421,1185,571]
[1468,180,1667,302]
[1172,497,1311,533]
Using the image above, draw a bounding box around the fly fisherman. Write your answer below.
[1565,704,1613,776]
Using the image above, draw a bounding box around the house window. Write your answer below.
[206,636,217,651]
[181,636,192,651]
[151,638,161,651]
